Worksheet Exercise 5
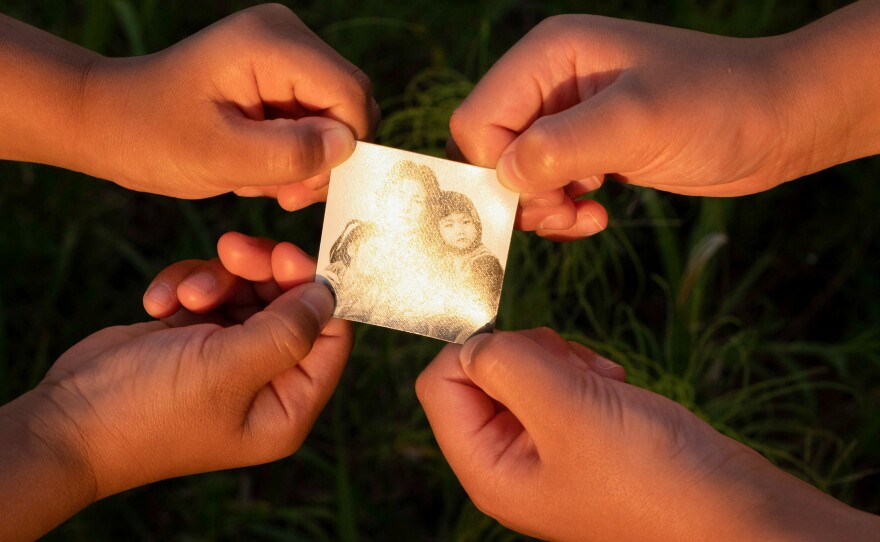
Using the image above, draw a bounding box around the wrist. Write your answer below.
[0,389,97,541]
[72,55,142,187]
[693,439,879,542]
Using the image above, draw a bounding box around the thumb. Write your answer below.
[205,282,335,390]
[496,81,652,193]
[227,115,355,187]
[458,331,587,442]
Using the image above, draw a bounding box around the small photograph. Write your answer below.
[316,142,518,343]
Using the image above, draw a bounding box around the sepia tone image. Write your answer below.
[316,142,518,343]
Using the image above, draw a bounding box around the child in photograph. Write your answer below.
[322,219,378,321]
[435,191,504,342]
[436,191,504,317]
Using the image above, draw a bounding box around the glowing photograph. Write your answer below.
[316,142,518,343]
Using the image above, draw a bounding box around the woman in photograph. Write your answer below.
[323,159,443,334]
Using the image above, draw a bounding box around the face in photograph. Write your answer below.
[439,212,478,251]
[377,160,441,235]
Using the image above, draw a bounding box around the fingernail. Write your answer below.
[322,125,355,166]
[299,283,335,326]
[578,211,606,235]
[235,186,263,197]
[145,282,174,307]
[496,152,529,192]
[459,333,491,368]
[539,214,571,231]
[181,272,215,295]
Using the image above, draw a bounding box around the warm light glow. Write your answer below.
[316,143,517,343]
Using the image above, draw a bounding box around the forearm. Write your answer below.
[700,442,880,542]
[0,14,103,173]
[779,0,880,174]
[0,391,96,542]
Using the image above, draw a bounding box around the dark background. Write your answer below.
[1,0,878,540]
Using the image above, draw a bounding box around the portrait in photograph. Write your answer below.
[316,142,518,343]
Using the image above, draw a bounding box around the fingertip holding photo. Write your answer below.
[315,142,518,343]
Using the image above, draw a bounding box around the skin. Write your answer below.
[416,330,880,542]
[449,0,880,241]
[0,4,380,210]
[0,232,351,542]
[439,212,478,251]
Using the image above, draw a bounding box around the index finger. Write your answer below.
[449,18,584,168]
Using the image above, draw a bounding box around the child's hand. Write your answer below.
[11,232,349,509]
[449,5,880,240]
[80,4,378,210]
[143,231,320,324]
[416,328,878,541]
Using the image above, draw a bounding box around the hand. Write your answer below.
[78,4,379,209]
[416,328,879,541]
[449,4,880,240]
[0,231,351,542]
[143,231,321,324]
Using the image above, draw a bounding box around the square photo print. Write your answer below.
[316,142,518,343]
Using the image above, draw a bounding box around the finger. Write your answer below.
[496,78,655,193]
[253,280,284,304]
[416,343,534,485]
[143,260,203,318]
[564,176,605,199]
[177,259,244,314]
[277,177,327,211]
[536,199,608,242]
[271,242,317,290]
[244,317,353,458]
[518,188,568,207]
[516,327,575,358]
[449,24,579,168]
[204,282,335,390]
[445,137,467,163]
[226,114,356,187]
[456,331,584,443]
[516,197,576,232]
[217,231,277,282]
[569,342,626,382]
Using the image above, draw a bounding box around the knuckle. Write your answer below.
[228,4,300,37]
[272,135,320,180]
[519,118,562,177]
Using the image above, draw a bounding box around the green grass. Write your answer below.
[1,0,879,540]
